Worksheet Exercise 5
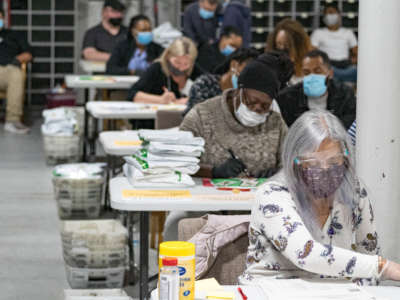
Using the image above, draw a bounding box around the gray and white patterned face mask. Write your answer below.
[299,164,346,199]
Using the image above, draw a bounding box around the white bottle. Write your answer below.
[159,257,180,300]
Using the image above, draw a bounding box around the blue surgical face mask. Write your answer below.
[199,7,215,19]
[231,73,238,89]
[221,44,236,56]
[136,31,153,46]
[303,74,328,98]
[0,19,4,29]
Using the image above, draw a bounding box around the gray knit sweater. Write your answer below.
[180,90,288,176]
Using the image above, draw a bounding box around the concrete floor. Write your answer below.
[0,119,158,299]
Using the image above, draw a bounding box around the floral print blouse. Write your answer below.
[239,179,380,286]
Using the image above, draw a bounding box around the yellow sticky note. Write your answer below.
[122,190,192,198]
[114,140,142,146]
[195,278,223,292]
[206,291,235,300]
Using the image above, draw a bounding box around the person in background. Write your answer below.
[106,15,163,76]
[277,50,356,129]
[311,4,358,83]
[348,120,356,145]
[0,9,32,134]
[127,37,202,105]
[185,48,259,115]
[266,18,313,85]
[82,0,127,62]
[240,109,400,286]
[183,0,219,46]
[163,53,291,241]
[196,26,243,73]
[221,0,252,48]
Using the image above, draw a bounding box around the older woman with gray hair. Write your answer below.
[240,109,400,285]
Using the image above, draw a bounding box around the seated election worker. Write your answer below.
[196,25,243,73]
[184,47,259,115]
[265,18,313,85]
[127,37,203,105]
[162,54,290,241]
[106,14,163,76]
[277,49,356,129]
[181,53,290,179]
[240,109,400,285]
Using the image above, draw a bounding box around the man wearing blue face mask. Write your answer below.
[183,0,219,46]
[196,26,243,73]
[106,15,163,76]
[277,49,356,129]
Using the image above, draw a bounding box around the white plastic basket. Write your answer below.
[43,134,82,165]
[53,177,105,219]
[64,289,130,300]
[63,246,127,268]
[61,220,128,251]
[65,264,125,289]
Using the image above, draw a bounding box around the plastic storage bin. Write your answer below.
[64,289,131,299]
[42,107,84,165]
[46,90,76,109]
[65,264,125,289]
[52,164,106,219]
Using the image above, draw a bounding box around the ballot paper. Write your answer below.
[258,278,384,300]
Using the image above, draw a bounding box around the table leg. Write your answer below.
[83,88,89,162]
[140,211,150,300]
[105,154,111,210]
[89,116,98,158]
[127,212,134,283]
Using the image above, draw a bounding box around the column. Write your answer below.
[357,0,400,261]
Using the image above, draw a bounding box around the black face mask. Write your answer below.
[109,17,123,27]
[167,61,187,77]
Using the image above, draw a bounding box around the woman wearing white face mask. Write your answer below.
[180,52,292,179]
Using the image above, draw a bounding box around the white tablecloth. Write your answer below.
[86,101,186,119]
[65,75,139,89]
[110,177,255,211]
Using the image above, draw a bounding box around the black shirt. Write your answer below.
[127,62,204,100]
[196,42,226,73]
[106,38,164,75]
[0,29,31,66]
[82,23,128,54]
[277,79,356,129]
[183,2,218,46]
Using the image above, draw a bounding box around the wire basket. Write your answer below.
[53,177,105,219]
[43,134,82,165]
[65,264,125,289]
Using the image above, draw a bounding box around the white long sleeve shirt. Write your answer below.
[239,179,380,286]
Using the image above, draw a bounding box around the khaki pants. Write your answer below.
[0,65,25,122]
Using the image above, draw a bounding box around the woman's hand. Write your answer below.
[161,87,176,104]
[174,97,189,105]
[381,260,400,281]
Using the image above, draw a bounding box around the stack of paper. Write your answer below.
[258,278,383,300]
[41,107,80,136]
[123,129,204,187]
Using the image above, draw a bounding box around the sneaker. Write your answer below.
[4,121,30,134]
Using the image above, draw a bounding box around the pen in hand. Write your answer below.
[228,149,251,177]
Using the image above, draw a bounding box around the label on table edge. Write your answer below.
[122,189,192,198]
[114,140,142,146]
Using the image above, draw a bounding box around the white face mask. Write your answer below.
[234,89,269,127]
[324,13,340,26]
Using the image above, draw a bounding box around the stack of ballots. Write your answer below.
[61,220,128,288]
[123,129,204,187]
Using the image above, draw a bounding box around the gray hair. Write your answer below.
[279,109,357,240]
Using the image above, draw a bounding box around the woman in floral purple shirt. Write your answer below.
[240,109,400,285]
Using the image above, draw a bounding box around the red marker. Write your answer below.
[237,287,247,300]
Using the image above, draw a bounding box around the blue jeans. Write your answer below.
[333,65,357,83]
